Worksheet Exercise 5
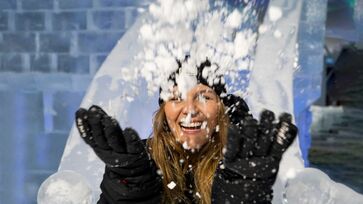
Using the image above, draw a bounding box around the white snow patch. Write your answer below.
[121,0,258,100]
[201,121,208,129]
[182,141,190,150]
[226,9,243,28]
[274,30,282,39]
[249,161,256,167]
[222,147,227,155]
[284,168,363,204]
[167,181,177,189]
[37,171,93,204]
[268,6,282,22]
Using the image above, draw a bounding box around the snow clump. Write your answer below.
[122,0,259,101]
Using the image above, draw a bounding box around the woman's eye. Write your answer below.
[197,94,211,101]
[170,96,182,102]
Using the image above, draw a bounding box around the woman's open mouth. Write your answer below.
[179,121,206,134]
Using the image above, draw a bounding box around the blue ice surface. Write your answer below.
[294,0,327,166]
[0,73,90,204]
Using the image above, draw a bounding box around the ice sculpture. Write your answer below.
[247,1,305,203]
[37,171,93,204]
[283,168,363,204]
[294,0,328,166]
[38,0,363,203]
[56,14,156,200]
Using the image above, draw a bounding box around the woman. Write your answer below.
[75,59,297,204]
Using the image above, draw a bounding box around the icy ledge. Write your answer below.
[283,168,363,204]
[38,168,363,204]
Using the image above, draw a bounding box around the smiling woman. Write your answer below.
[75,58,298,204]
[149,84,228,203]
[164,84,221,150]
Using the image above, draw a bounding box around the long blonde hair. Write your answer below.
[147,102,229,204]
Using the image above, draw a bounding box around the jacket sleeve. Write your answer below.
[211,167,274,204]
[97,139,163,204]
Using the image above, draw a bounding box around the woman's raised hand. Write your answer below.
[212,94,298,203]
[75,105,162,203]
[75,105,150,176]
[223,110,298,179]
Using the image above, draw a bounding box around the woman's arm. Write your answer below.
[98,162,162,204]
[213,96,298,204]
[75,106,162,204]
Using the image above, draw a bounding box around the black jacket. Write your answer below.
[96,138,275,204]
[76,99,297,204]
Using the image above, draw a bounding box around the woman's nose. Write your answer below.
[182,100,199,117]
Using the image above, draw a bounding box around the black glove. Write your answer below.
[212,95,298,204]
[75,105,162,203]
[222,94,252,128]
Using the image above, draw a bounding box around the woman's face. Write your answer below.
[164,84,220,150]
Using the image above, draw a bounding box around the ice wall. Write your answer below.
[294,0,328,166]
[355,0,363,48]
[56,15,156,200]
[51,0,306,202]
[39,0,363,203]
[283,168,363,204]
[247,1,305,203]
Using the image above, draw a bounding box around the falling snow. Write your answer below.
[120,0,258,101]
[182,141,191,150]
[167,181,177,189]
[201,121,208,129]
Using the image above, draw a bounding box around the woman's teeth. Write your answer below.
[180,122,202,129]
